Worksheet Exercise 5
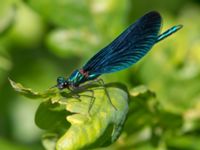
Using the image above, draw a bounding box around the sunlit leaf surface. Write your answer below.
[9,79,129,149]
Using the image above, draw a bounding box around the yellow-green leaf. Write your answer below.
[56,86,129,150]
[9,79,129,149]
[9,78,57,99]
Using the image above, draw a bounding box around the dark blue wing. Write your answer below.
[83,11,162,75]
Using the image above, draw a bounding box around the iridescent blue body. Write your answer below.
[56,11,182,90]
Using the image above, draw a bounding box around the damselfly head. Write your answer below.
[56,76,68,90]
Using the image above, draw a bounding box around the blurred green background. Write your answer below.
[0,0,200,150]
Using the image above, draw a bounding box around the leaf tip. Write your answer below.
[8,77,15,88]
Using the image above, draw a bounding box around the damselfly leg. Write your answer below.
[75,78,117,111]
[70,86,95,115]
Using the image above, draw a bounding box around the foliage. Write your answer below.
[9,79,129,149]
[1,0,200,150]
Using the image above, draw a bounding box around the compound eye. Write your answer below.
[57,77,65,84]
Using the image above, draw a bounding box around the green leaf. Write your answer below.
[56,86,129,150]
[28,0,91,28]
[35,101,70,131]
[9,79,129,149]
[42,133,58,150]
[46,28,98,58]
[129,85,156,98]
[8,78,57,99]
[91,0,128,38]
[166,135,200,150]
[0,3,16,36]
[1,1,45,49]
[123,85,157,135]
